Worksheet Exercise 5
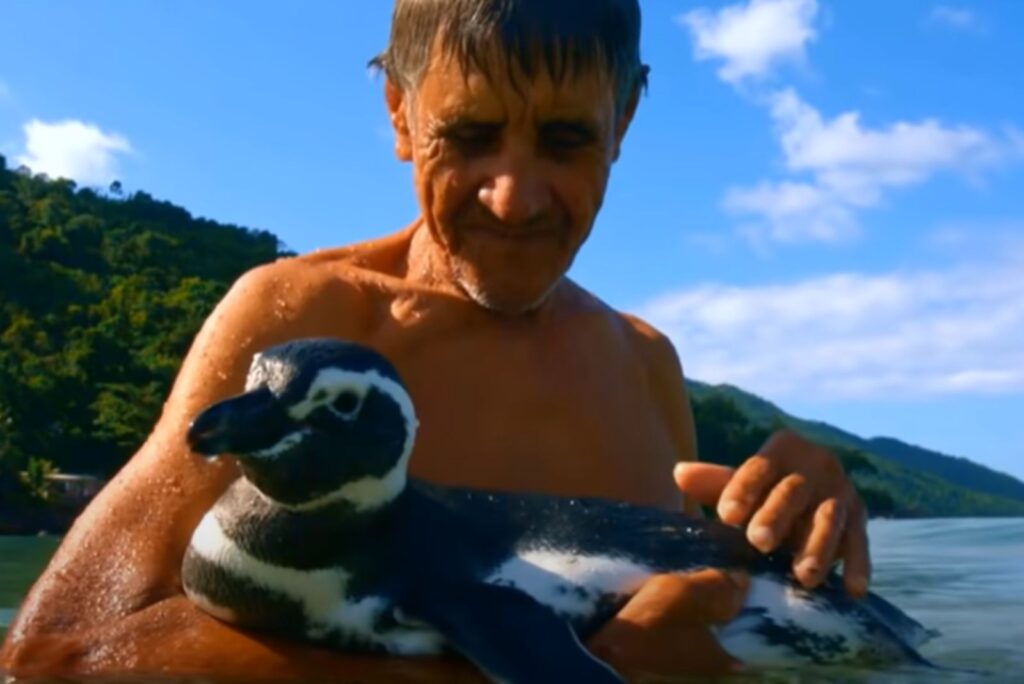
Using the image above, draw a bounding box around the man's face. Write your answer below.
[388,44,634,314]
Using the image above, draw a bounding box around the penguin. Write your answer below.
[182,337,937,684]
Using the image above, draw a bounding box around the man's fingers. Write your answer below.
[745,473,811,553]
[673,462,734,508]
[841,503,871,597]
[624,570,749,627]
[587,570,748,677]
[716,455,777,526]
[677,569,751,626]
[793,497,847,588]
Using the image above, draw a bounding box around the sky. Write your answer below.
[2,1,1023,480]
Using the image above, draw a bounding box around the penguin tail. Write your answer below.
[858,591,939,649]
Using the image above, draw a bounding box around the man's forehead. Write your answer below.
[418,44,616,119]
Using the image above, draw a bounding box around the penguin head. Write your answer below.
[187,338,418,511]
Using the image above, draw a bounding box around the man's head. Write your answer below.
[376,0,647,314]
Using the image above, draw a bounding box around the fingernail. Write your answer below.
[797,558,821,581]
[719,500,742,522]
[748,525,774,550]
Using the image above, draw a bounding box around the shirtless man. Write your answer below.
[1,1,869,681]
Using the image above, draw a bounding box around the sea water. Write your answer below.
[1,519,1022,683]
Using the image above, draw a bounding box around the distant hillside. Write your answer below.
[866,436,1024,502]
[686,380,1024,517]
[0,155,287,501]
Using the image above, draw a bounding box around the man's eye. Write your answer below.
[539,123,596,153]
[443,124,501,152]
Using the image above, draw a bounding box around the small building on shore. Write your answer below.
[43,473,104,506]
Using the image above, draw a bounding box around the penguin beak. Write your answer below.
[187,387,294,458]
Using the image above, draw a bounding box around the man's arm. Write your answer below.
[1,262,290,668]
[1,260,405,678]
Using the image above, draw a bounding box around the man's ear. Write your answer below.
[612,86,641,163]
[385,78,413,162]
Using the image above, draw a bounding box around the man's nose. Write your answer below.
[477,156,552,226]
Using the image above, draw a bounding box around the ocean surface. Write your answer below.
[1,518,1022,683]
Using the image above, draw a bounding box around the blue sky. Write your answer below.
[2,1,1023,480]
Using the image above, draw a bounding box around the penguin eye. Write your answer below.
[331,390,361,417]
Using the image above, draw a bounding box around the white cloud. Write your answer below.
[772,89,999,181]
[926,220,1024,254]
[725,179,857,243]
[639,246,1024,400]
[16,119,132,185]
[724,90,1017,243]
[928,5,983,32]
[679,0,818,85]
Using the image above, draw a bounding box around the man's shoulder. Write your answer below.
[290,227,414,273]
[619,313,685,390]
[619,311,675,354]
[563,281,679,367]
[227,227,415,309]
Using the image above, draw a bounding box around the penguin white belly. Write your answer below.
[184,512,446,655]
[484,547,655,619]
[485,549,894,667]
[717,576,877,666]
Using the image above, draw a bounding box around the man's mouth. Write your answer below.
[471,223,561,243]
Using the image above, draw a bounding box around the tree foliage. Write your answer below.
[0,155,287,501]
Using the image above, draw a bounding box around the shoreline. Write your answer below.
[1,505,1021,537]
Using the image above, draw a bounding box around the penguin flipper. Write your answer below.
[399,580,624,684]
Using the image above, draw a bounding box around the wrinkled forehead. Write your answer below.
[415,38,619,126]
[428,33,617,102]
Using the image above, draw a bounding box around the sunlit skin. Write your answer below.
[0,43,869,682]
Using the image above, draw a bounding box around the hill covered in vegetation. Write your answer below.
[0,156,1021,528]
[0,155,287,524]
[687,381,1024,518]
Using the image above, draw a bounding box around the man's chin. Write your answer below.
[456,274,562,316]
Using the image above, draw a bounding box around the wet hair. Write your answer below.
[370,0,649,113]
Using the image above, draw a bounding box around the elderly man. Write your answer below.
[1,0,869,681]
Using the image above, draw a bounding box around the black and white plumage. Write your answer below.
[183,338,937,684]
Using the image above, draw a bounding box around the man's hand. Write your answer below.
[587,570,748,678]
[675,429,871,597]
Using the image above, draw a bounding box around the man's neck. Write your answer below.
[404,218,464,298]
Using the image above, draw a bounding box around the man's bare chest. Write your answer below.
[375,333,682,508]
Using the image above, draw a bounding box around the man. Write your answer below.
[1,1,869,680]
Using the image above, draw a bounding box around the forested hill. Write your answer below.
[0,158,1021,521]
[0,155,287,504]
[687,381,1024,518]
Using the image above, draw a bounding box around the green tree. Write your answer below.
[0,161,287,484]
